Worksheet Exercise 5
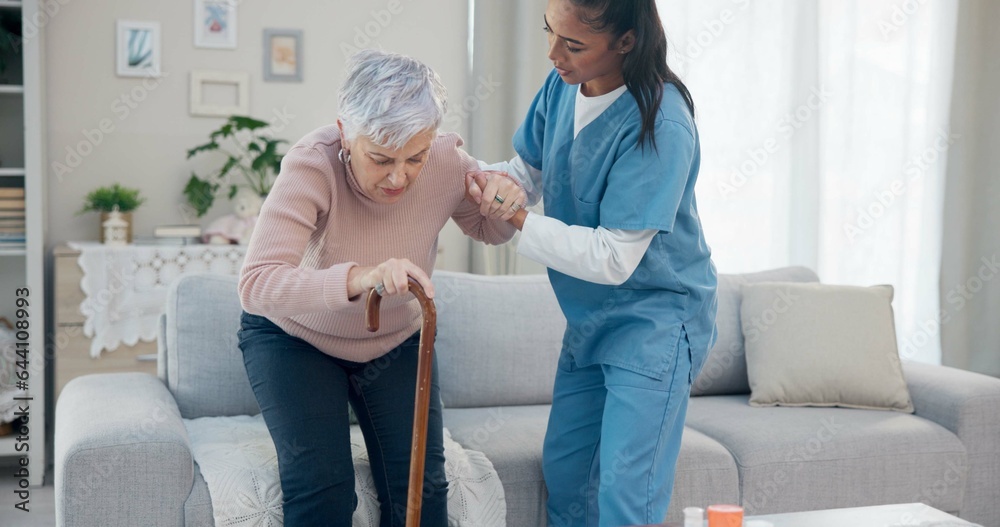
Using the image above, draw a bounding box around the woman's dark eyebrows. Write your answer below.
[543,14,586,46]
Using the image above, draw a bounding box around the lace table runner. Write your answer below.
[67,242,247,357]
[184,414,507,526]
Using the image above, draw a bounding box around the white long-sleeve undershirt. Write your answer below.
[477,157,656,286]
[474,83,657,286]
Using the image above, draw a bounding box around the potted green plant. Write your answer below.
[77,183,146,243]
[184,115,286,218]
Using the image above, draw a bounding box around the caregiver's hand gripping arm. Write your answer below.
[465,170,656,286]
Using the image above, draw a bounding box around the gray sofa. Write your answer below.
[54,268,1000,526]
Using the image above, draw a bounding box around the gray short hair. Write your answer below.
[338,49,448,150]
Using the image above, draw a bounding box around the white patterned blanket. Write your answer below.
[184,415,506,527]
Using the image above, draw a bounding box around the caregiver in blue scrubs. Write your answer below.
[468,0,718,525]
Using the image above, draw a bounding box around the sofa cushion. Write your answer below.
[445,405,551,527]
[185,463,215,526]
[161,274,260,419]
[443,405,741,525]
[742,282,913,412]
[433,271,566,408]
[685,395,967,515]
[691,267,819,397]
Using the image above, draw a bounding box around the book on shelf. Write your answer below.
[0,198,25,210]
[0,188,25,199]
[0,227,25,234]
[0,210,25,219]
[153,224,202,238]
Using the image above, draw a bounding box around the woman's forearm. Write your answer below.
[508,209,528,231]
[515,213,657,285]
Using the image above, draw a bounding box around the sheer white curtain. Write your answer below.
[466,0,550,275]
[658,0,959,364]
[940,0,1000,376]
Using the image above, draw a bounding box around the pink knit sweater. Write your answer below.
[239,125,516,362]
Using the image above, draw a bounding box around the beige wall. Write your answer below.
[941,0,1000,375]
[44,0,473,270]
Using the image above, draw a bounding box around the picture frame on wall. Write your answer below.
[263,29,303,83]
[116,20,161,77]
[194,0,237,49]
[189,70,249,117]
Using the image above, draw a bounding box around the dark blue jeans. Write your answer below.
[237,311,448,527]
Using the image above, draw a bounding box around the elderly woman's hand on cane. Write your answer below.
[347,258,436,300]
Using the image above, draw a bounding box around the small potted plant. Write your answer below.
[184,115,286,218]
[77,183,146,243]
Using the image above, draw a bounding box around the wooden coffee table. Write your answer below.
[746,503,975,526]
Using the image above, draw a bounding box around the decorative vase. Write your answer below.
[99,211,133,243]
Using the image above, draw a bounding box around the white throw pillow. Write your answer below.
[741,282,914,413]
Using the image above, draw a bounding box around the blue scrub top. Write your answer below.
[513,70,718,381]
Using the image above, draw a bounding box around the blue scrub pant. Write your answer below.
[543,331,694,527]
[238,311,448,527]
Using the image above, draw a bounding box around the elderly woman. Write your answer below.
[237,49,525,526]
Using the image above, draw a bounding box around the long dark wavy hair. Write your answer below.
[570,0,694,150]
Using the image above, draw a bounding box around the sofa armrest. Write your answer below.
[903,361,1000,525]
[55,373,194,527]
[904,362,1000,453]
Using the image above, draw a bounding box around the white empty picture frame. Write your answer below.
[116,20,161,77]
[194,0,237,49]
[263,29,303,82]
[189,70,249,117]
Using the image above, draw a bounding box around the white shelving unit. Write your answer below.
[0,0,47,487]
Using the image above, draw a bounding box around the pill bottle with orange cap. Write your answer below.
[707,504,743,527]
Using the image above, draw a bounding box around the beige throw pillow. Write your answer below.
[741,282,914,413]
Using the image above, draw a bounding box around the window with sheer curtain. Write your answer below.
[657,0,959,364]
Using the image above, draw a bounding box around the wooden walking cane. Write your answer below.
[365,277,437,527]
